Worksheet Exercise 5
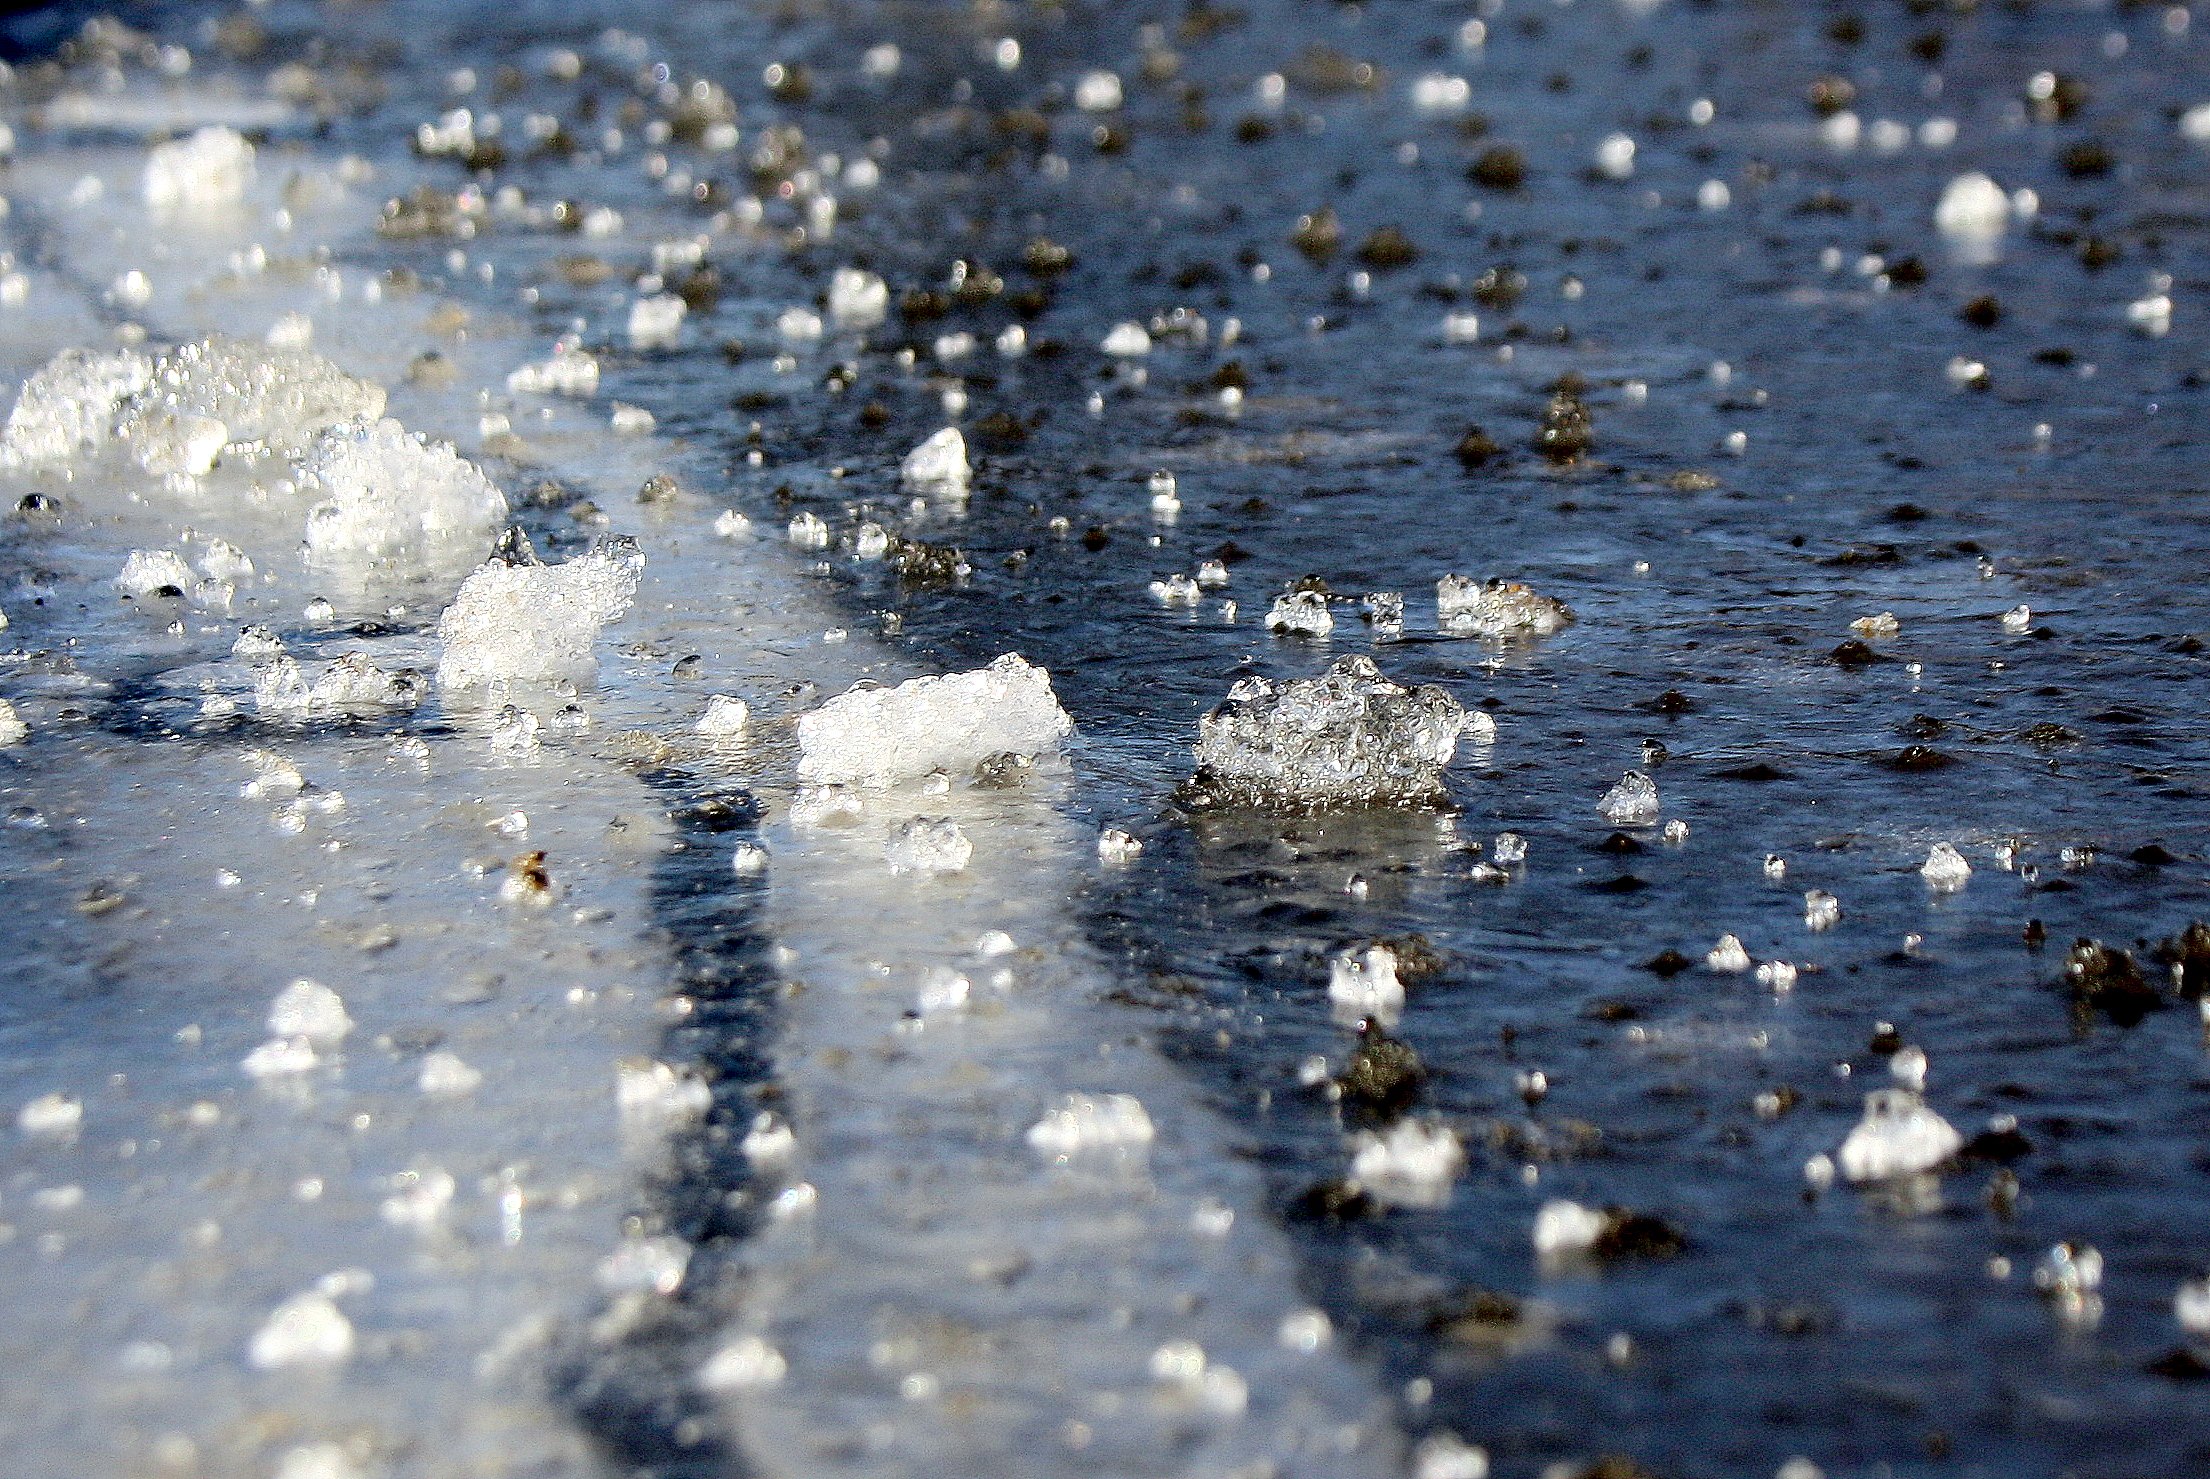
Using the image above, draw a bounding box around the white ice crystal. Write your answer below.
[1935,172,2009,239]
[1921,841,1972,891]
[1328,944,1405,1020]
[1266,590,1333,637]
[267,979,352,1047]
[249,1291,354,1369]
[1532,1198,1607,1256]
[827,267,889,328]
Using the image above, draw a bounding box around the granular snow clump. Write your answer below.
[118,337,385,457]
[1027,1092,1155,1159]
[899,427,970,498]
[0,700,27,745]
[0,347,154,468]
[1837,1089,1962,1181]
[1185,655,1466,811]
[1437,575,1574,637]
[436,538,645,690]
[299,418,507,570]
[143,126,255,210]
[796,654,1072,786]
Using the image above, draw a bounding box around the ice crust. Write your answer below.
[796,654,1072,786]
[435,540,645,690]
[299,418,508,570]
[1187,655,1466,811]
[1436,576,1574,637]
[1837,1089,1962,1181]
[118,337,386,457]
[0,347,154,468]
[143,126,255,210]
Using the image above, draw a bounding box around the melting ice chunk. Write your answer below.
[1531,1198,1608,1256]
[1706,934,1751,972]
[1836,1088,1961,1181]
[248,1291,354,1370]
[1266,589,1333,637]
[143,126,255,210]
[1328,944,1405,1021]
[267,979,352,1047]
[1186,654,1466,811]
[884,816,972,875]
[696,695,749,736]
[117,549,197,597]
[1436,575,1574,637]
[299,418,508,572]
[120,337,385,457]
[1935,171,2010,240]
[628,294,688,350]
[435,539,645,690]
[506,341,600,397]
[1597,770,1660,824]
[1921,841,1972,890]
[0,347,154,467]
[899,426,970,498]
[828,266,889,328]
[1027,1092,1155,1158]
[796,654,1072,786]
[1348,1118,1464,1207]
